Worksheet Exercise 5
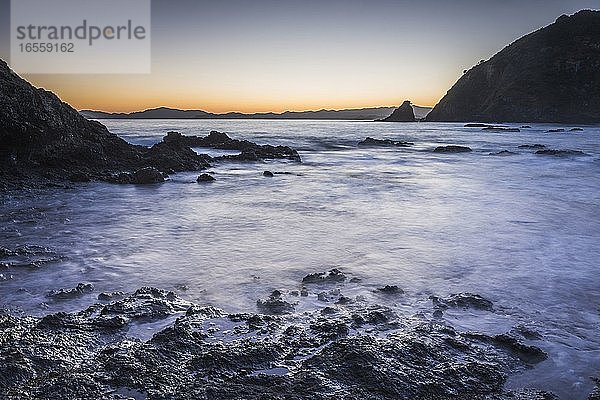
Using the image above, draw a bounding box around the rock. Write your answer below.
[434,145,472,153]
[0,59,212,189]
[431,293,494,311]
[196,173,215,182]
[489,150,516,156]
[546,128,565,133]
[518,144,546,149]
[589,377,600,400]
[426,11,600,123]
[132,167,164,184]
[375,285,404,295]
[465,123,491,128]
[0,285,555,400]
[302,268,347,284]
[256,290,295,315]
[482,126,520,132]
[535,149,586,156]
[263,170,274,177]
[520,125,532,128]
[47,283,94,300]
[357,137,413,147]
[164,130,301,162]
[570,127,584,131]
[378,100,416,122]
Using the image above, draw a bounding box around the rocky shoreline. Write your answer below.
[2,267,590,400]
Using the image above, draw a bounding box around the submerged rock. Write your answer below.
[482,126,521,132]
[489,150,517,156]
[375,285,404,295]
[434,145,473,153]
[546,128,565,133]
[431,293,494,311]
[263,170,274,177]
[519,144,546,150]
[302,268,347,284]
[465,123,491,128]
[535,149,586,156]
[47,283,94,300]
[197,173,215,182]
[357,137,413,147]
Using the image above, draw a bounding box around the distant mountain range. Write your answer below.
[80,105,432,121]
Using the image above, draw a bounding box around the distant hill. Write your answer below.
[426,10,600,123]
[81,105,432,121]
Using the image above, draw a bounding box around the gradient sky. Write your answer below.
[0,0,598,113]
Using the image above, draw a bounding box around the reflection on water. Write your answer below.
[1,120,599,398]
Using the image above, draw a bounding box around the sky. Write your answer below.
[0,0,598,113]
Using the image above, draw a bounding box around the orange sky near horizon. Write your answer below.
[4,1,598,114]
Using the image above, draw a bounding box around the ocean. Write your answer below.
[1,120,599,398]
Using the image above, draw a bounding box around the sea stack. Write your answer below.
[379,100,416,122]
[426,10,600,123]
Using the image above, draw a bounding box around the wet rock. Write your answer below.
[570,127,584,131]
[132,167,164,184]
[196,173,215,182]
[490,150,517,156]
[263,170,274,177]
[518,144,546,149]
[511,325,543,340]
[465,123,491,128]
[482,126,521,132]
[47,283,94,300]
[0,286,554,400]
[535,149,585,156]
[97,291,126,301]
[520,125,532,128]
[466,333,548,364]
[68,171,91,182]
[431,293,494,311]
[256,290,295,315]
[165,131,301,162]
[546,128,565,133]
[357,137,413,147]
[589,377,600,400]
[433,145,472,153]
[302,268,346,284]
[375,285,404,295]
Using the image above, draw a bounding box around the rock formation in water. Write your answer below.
[0,59,300,189]
[379,100,416,122]
[426,10,600,123]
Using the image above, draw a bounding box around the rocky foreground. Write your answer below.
[2,267,596,400]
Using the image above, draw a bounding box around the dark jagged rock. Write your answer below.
[535,149,586,156]
[521,125,532,128]
[0,59,211,189]
[164,131,301,162]
[375,285,404,295]
[0,284,560,399]
[426,11,600,123]
[431,293,494,311]
[570,127,584,131]
[47,283,94,300]
[433,145,473,153]
[519,144,546,149]
[357,137,414,147]
[482,126,521,132]
[263,170,274,177]
[256,290,295,315]
[378,100,416,122]
[132,167,165,184]
[197,173,216,182]
[302,268,347,284]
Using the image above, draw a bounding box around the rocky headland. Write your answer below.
[426,10,600,123]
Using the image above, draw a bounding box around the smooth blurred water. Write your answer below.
[1,120,599,398]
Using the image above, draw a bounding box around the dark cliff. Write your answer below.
[426,10,600,123]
